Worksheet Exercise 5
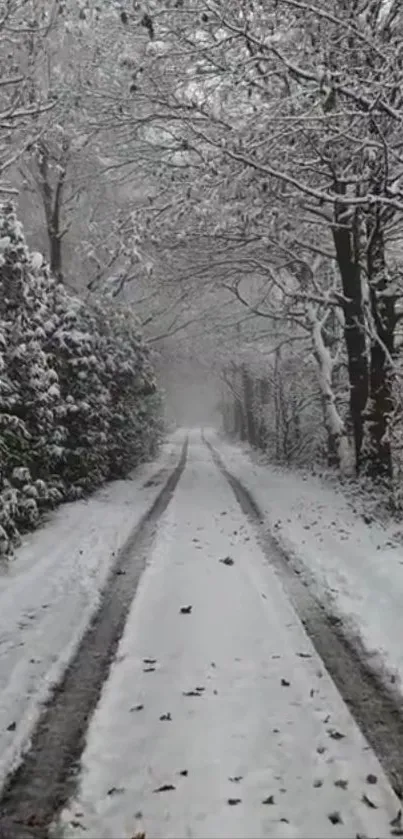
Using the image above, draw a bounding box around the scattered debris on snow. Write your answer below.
[58,433,400,839]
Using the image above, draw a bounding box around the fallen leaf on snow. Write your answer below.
[328,615,342,627]
[391,809,402,827]
[327,728,345,740]
[153,784,176,793]
[334,779,348,790]
[219,556,234,566]
[328,811,343,825]
[362,793,377,809]
[107,786,125,796]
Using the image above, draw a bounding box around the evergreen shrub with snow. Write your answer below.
[0,203,162,555]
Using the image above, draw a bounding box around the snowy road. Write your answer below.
[58,432,401,839]
[0,435,184,793]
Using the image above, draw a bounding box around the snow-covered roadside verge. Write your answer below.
[207,431,403,695]
[0,432,184,791]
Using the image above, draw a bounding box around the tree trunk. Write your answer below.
[221,368,233,434]
[238,399,247,441]
[231,365,246,440]
[332,205,368,473]
[308,304,352,474]
[37,143,66,282]
[274,348,282,461]
[364,217,395,480]
[242,365,257,446]
[257,377,269,450]
[49,221,63,282]
[47,170,65,282]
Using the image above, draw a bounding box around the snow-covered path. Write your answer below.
[60,432,400,839]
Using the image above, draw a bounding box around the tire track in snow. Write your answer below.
[205,434,403,804]
[0,438,188,839]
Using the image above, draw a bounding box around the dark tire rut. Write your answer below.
[0,438,188,839]
[205,435,403,802]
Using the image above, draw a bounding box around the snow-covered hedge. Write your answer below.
[0,203,163,555]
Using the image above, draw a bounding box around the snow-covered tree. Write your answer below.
[0,0,56,195]
[115,0,403,483]
[0,203,162,554]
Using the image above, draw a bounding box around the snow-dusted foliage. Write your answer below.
[0,203,162,554]
[221,353,327,469]
[92,303,162,478]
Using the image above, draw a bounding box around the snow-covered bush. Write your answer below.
[93,302,163,478]
[0,203,162,555]
[45,290,111,493]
